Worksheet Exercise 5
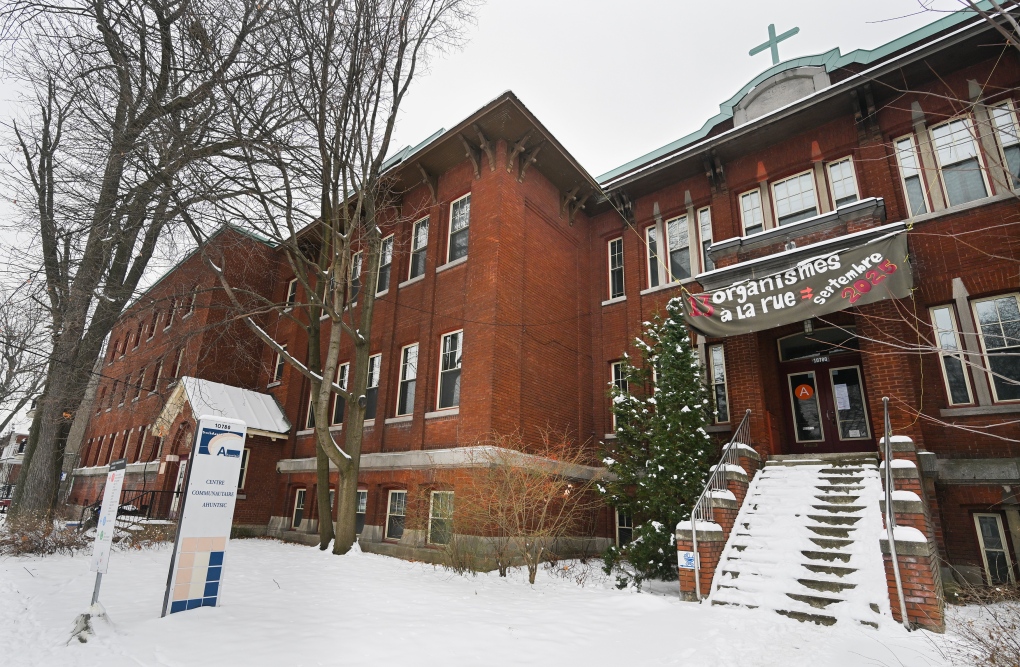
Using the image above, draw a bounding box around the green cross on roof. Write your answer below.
[750,23,800,65]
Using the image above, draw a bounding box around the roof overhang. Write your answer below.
[154,377,291,440]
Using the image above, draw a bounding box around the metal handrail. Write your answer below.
[882,397,911,630]
[688,408,752,602]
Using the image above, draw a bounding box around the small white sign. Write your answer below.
[678,550,698,570]
[162,416,246,616]
[90,459,127,574]
[834,383,851,411]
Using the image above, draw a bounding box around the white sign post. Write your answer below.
[89,458,127,605]
[161,416,246,617]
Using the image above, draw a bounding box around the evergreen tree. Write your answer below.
[600,297,715,586]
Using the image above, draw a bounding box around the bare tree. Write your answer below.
[195,0,473,553]
[0,282,47,434]
[0,0,271,522]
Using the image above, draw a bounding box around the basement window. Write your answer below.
[356,490,367,534]
[385,490,406,540]
[974,513,1015,585]
[428,491,454,545]
[616,511,633,547]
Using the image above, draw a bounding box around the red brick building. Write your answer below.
[70,7,1019,594]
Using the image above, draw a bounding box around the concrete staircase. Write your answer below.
[709,453,893,627]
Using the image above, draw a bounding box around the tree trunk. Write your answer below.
[315,443,335,549]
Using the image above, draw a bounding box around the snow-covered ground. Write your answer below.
[0,538,974,666]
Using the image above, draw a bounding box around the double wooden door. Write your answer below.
[782,354,875,454]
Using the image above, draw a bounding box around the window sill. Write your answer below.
[910,191,1016,225]
[705,423,732,433]
[375,289,389,299]
[639,278,697,297]
[320,313,329,321]
[364,419,375,428]
[601,296,626,307]
[436,256,467,274]
[297,428,314,436]
[603,433,617,440]
[399,274,425,289]
[425,408,459,419]
[329,424,343,432]
[267,381,281,388]
[237,493,246,500]
[940,404,1020,418]
[385,415,413,425]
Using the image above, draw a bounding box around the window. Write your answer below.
[827,158,859,207]
[397,343,418,416]
[895,135,929,216]
[133,321,143,349]
[134,369,144,401]
[931,117,988,206]
[135,425,148,463]
[709,344,730,423]
[148,310,158,339]
[332,363,349,425]
[409,217,429,280]
[608,238,624,299]
[349,252,362,304]
[149,361,161,393]
[645,226,661,289]
[96,388,106,414]
[665,216,691,281]
[305,387,316,429]
[991,101,1020,187]
[188,291,198,316]
[740,189,765,235]
[273,346,287,383]
[610,361,627,431]
[172,348,185,378]
[377,234,393,294]
[698,207,713,273]
[448,194,471,262]
[164,297,176,330]
[292,489,306,529]
[285,278,298,309]
[238,448,250,489]
[438,331,462,410]
[365,354,381,420]
[616,511,633,547]
[385,490,406,540]
[772,171,818,225]
[974,513,1015,585]
[119,375,130,406]
[355,490,367,534]
[973,294,1020,402]
[930,306,973,405]
[428,491,454,545]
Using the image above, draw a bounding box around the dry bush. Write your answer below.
[950,599,1020,666]
[0,514,91,556]
[453,430,603,584]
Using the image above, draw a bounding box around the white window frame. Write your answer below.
[610,361,627,431]
[355,489,367,534]
[147,310,158,340]
[408,216,429,280]
[663,215,692,283]
[771,169,819,226]
[644,225,663,288]
[238,448,250,489]
[697,206,713,274]
[187,290,198,316]
[305,386,316,429]
[971,293,1020,403]
[365,353,381,420]
[929,305,974,406]
[709,344,730,424]
[447,193,471,263]
[172,347,185,378]
[396,343,418,416]
[826,157,860,208]
[739,188,765,235]
[607,237,624,299]
[349,251,363,305]
[615,510,633,547]
[332,362,349,425]
[991,99,1020,188]
[894,133,930,217]
[929,115,991,206]
[427,490,454,545]
[437,330,463,410]
[974,513,1016,585]
[385,489,407,540]
[136,425,148,462]
[285,278,298,311]
[148,360,161,393]
[163,297,176,331]
[292,488,306,529]
[377,234,394,295]
[273,345,287,383]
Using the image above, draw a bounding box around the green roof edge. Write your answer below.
[596,2,991,184]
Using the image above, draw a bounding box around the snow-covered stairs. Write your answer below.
[709,454,893,627]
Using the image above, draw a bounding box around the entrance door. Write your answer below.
[779,328,876,454]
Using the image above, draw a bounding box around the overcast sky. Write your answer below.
[390,0,963,178]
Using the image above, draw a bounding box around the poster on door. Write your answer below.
[682,231,912,337]
[161,416,247,617]
[90,458,127,574]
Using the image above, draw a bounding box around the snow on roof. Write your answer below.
[157,377,291,437]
